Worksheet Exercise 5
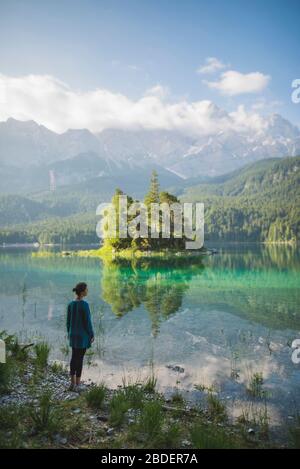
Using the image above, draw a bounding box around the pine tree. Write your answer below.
[144,170,160,206]
[144,171,160,249]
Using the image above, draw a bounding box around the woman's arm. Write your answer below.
[66,303,71,334]
[83,302,94,340]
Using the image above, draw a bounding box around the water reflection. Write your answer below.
[0,245,300,428]
[100,256,205,336]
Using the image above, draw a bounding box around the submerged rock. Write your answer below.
[166,365,185,373]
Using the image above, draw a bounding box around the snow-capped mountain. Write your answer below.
[0,113,299,181]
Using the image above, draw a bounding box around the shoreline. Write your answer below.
[1,333,293,449]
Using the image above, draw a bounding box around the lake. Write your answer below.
[1,243,300,433]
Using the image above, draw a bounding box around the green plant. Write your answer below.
[247,372,265,398]
[190,422,238,449]
[85,384,107,409]
[122,383,145,410]
[29,391,60,434]
[207,393,227,423]
[136,400,164,443]
[50,361,65,374]
[109,390,131,427]
[142,374,157,393]
[0,357,14,394]
[155,423,182,448]
[0,330,29,362]
[194,383,217,393]
[289,415,300,448]
[34,342,51,368]
[171,391,184,404]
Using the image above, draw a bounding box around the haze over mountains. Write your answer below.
[0,112,299,195]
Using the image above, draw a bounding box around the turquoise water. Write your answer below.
[1,244,300,428]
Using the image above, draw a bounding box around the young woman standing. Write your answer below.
[67,282,94,391]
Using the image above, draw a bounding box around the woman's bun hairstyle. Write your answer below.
[72,282,87,295]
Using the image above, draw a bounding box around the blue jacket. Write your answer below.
[67,299,94,349]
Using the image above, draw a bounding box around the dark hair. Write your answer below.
[72,282,87,296]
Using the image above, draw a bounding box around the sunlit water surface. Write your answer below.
[1,244,300,432]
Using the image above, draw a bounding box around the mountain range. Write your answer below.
[0,114,299,195]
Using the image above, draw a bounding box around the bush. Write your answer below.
[34,342,51,368]
[109,390,131,427]
[0,357,14,394]
[29,391,60,434]
[190,422,237,449]
[207,393,227,423]
[142,375,157,393]
[85,384,107,409]
[137,400,164,443]
[122,384,145,410]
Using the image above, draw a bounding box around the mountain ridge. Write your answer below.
[0,115,299,183]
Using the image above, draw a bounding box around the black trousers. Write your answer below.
[70,347,86,378]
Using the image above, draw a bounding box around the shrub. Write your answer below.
[29,391,60,434]
[34,342,51,368]
[85,384,107,409]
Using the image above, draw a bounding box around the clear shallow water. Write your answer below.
[1,244,300,429]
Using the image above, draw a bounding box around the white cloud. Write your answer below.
[204,70,270,96]
[145,84,170,99]
[197,57,227,75]
[0,72,271,135]
[251,98,282,111]
[229,105,267,132]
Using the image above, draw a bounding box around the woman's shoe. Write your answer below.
[74,383,86,393]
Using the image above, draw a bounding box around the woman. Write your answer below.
[67,282,94,391]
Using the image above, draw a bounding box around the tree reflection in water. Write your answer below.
[101,256,205,336]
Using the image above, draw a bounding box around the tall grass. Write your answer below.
[247,372,265,398]
[142,375,157,393]
[109,390,131,426]
[190,422,238,449]
[207,393,227,423]
[29,391,60,434]
[85,383,107,409]
[135,400,164,443]
[0,358,14,394]
[34,342,51,368]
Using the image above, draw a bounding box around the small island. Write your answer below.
[77,171,210,261]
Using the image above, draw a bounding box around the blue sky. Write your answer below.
[0,0,299,131]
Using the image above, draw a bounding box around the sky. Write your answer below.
[0,0,299,133]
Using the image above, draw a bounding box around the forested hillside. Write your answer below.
[181,157,300,242]
[0,157,299,244]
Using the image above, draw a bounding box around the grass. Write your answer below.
[190,422,239,449]
[237,401,270,440]
[34,342,51,368]
[194,382,217,393]
[49,361,65,374]
[28,391,60,434]
[247,372,266,398]
[0,405,26,448]
[289,415,300,448]
[207,393,227,423]
[170,390,184,405]
[122,383,145,409]
[109,389,131,427]
[0,330,295,449]
[85,383,107,409]
[142,375,157,393]
[128,400,163,446]
[0,357,14,394]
